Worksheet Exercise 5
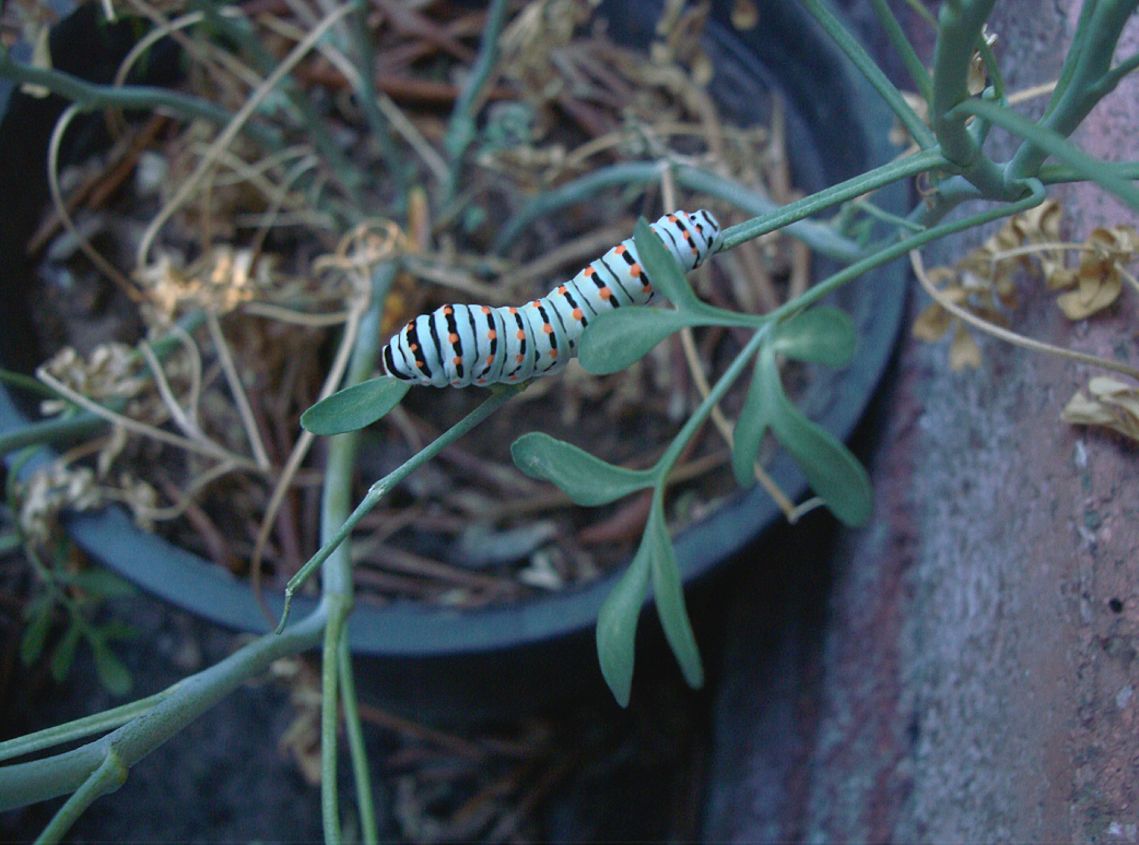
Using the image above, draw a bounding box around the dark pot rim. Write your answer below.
[0,0,907,662]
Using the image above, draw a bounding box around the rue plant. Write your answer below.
[1,1,1138,842]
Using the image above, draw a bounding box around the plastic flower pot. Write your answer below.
[0,0,907,719]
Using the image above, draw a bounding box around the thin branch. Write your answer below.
[0,609,326,812]
[767,179,1048,324]
[0,47,281,150]
[36,748,127,844]
[339,637,379,845]
[800,0,936,148]
[276,382,527,631]
[869,0,933,102]
[720,148,947,252]
[677,326,799,521]
[442,0,510,201]
[955,98,1139,210]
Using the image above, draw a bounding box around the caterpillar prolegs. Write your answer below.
[382,209,723,388]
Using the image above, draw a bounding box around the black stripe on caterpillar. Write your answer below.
[382,209,723,387]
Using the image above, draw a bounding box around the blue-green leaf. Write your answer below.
[646,505,703,689]
[731,351,773,488]
[67,568,137,599]
[300,377,410,435]
[511,433,654,506]
[20,600,53,666]
[92,640,132,696]
[632,216,699,308]
[596,541,651,708]
[771,306,856,366]
[50,621,82,683]
[762,349,873,526]
[578,308,690,374]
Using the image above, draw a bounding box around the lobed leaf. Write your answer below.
[632,216,700,308]
[510,432,654,506]
[68,568,137,599]
[596,540,651,708]
[770,306,857,366]
[300,377,410,435]
[50,621,82,683]
[646,506,703,690]
[761,348,874,527]
[731,351,773,488]
[92,640,132,696]
[19,601,53,666]
[578,308,690,374]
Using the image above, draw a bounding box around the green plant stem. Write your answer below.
[1007,0,1139,182]
[720,147,947,251]
[955,99,1139,210]
[1098,50,1139,92]
[770,178,1047,325]
[1043,0,1098,117]
[0,368,58,399]
[320,593,348,845]
[1039,160,1139,184]
[0,47,282,151]
[276,381,527,629]
[868,0,933,103]
[929,0,997,166]
[442,0,509,202]
[800,0,936,148]
[975,32,1005,102]
[316,263,393,843]
[657,187,1049,485]
[349,0,407,212]
[0,414,108,456]
[673,167,863,261]
[338,635,378,845]
[492,160,873,261]
[653,327,769,478]
[0,691,173,765]
[0,609,326,814]
[36,748,127,845]
[927,0,1013,199]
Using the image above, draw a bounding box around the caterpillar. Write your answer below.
[382,209,723,388]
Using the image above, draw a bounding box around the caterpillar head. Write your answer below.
[693,209,724,259]
[382,341,416,382]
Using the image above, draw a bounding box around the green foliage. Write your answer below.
[300,377,410,435]
[770,307,857,366]
[632,217,700,308]
[577,308,692,374]
[595,532,651,707]
[733,339,872,526]
[18,544,138,697]
[578,215,718,375]
[645,503,702,690]
[731,351,775,489]
[595,498,703,705]
[758,347,874,527]
[4,0,1139,834]
[530,300,867,701]
[510,433,654,506]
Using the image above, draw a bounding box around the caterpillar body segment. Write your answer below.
[382,209,723,388]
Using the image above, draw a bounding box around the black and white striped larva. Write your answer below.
[382,209,723,387]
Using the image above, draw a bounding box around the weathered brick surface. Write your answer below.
[705,2,1139,841]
